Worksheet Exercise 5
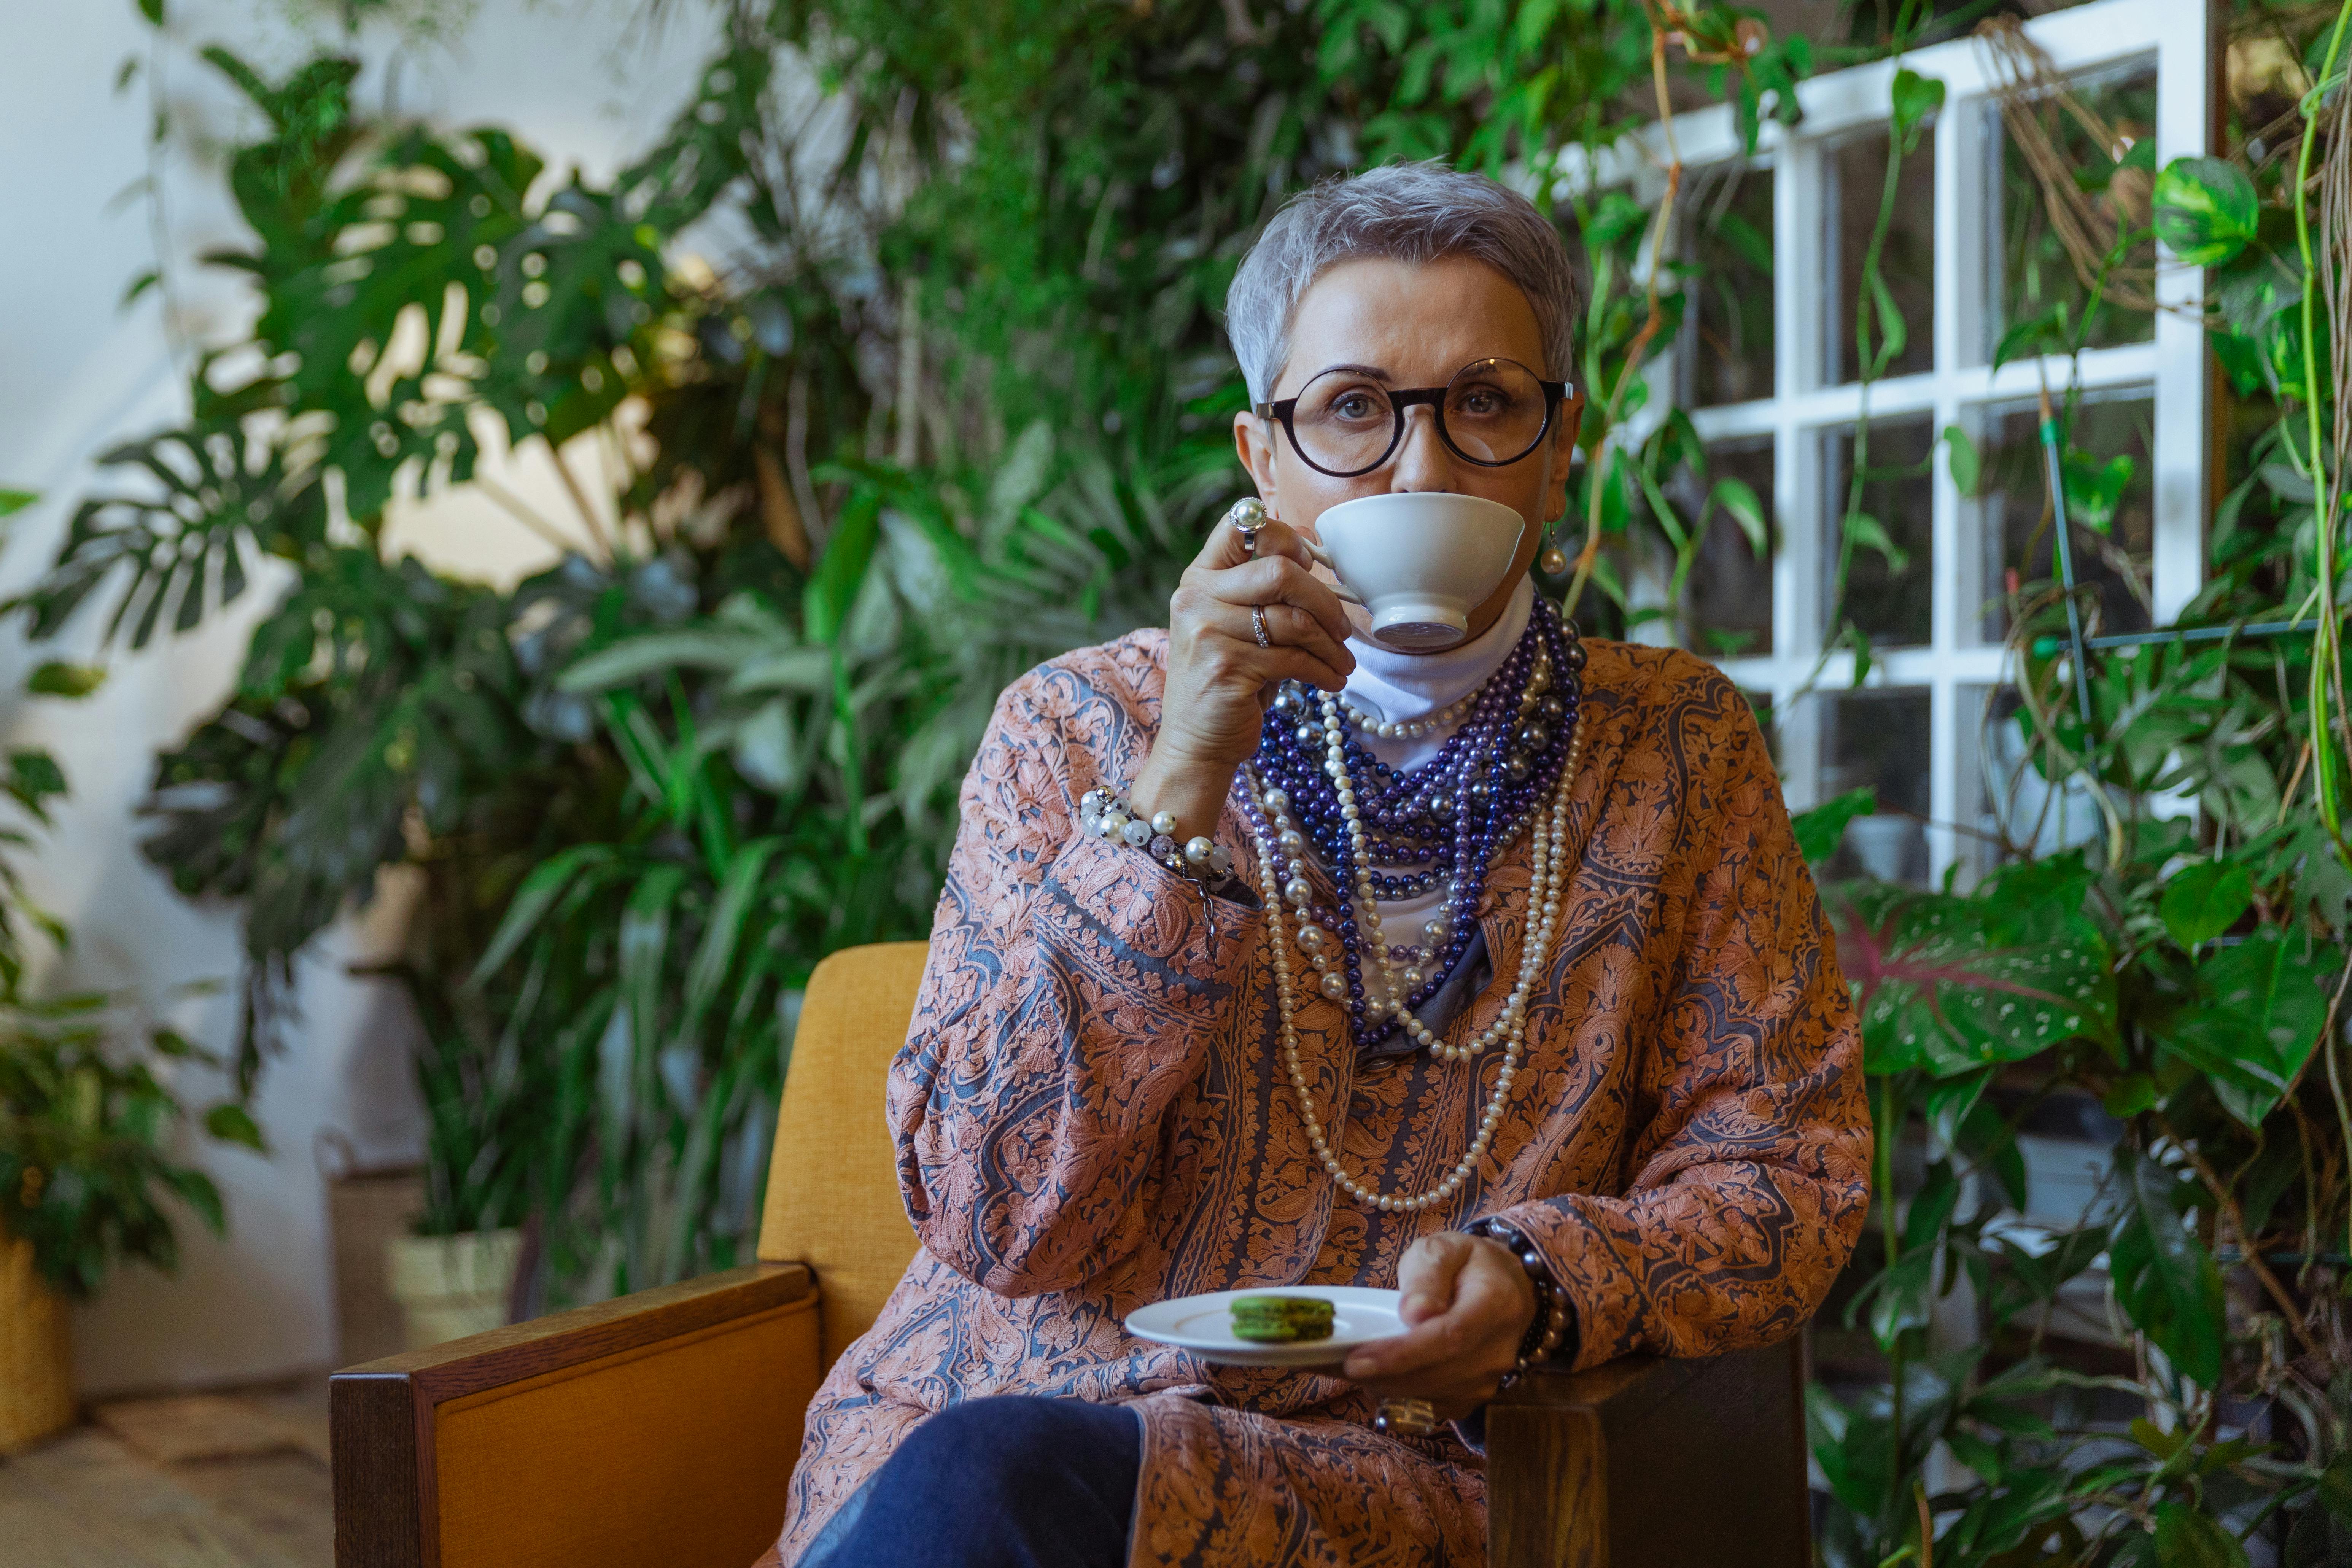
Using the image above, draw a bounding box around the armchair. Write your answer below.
[331,942,1811,1568]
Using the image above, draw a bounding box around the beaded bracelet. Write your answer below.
[1466,1218,1575,1384]
[1078,786,1244,931]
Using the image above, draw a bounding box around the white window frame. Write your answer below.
[1619,0,2212,885]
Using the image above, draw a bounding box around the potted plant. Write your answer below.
[0,643,261,1448]
[0,1001,260,1449]
[361,799,563,1346]
[379,973,539,1349]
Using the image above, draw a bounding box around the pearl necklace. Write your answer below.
[1339,694,1473,742]
[1245,711,1584,1212]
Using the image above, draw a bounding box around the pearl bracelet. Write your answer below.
[1078,787,1245,932]
[1467,1218,1574,1384]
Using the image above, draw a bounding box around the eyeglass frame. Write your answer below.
[1249,358,1577,480]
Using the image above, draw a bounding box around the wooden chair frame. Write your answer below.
[333,1268,1807,1568]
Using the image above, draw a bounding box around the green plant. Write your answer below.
[1792,10,2352,1560]
[52,0,2352,1555]
[0,653,259,1298]
[38,2,1248,1288]
[0,999,258,1301]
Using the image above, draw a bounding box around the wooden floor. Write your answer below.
[0,1382,333,1568]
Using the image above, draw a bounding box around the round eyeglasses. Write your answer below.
[1251,359,1574,479]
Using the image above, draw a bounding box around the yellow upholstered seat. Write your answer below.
[755,941,930,1363]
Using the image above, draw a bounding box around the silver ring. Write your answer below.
[1251,605,1272,648]
[1374,1397,1439,1437]
[1228,496,1266,557]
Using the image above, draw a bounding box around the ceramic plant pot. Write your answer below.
[385,1228,523,1350]
[1844,813,1926,885]
[0,1222,75,1452]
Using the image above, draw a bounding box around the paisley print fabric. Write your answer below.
[774,629,1869,1568]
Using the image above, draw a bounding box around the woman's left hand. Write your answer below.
[1341,1232,1536,1420]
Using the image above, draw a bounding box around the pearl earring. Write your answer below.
[1538,523,1568,576]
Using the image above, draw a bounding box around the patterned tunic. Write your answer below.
[775,628,1870,1567]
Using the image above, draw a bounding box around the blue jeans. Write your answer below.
[799,1396,1143,1568]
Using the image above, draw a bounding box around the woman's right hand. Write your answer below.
[1126,509,1357,844]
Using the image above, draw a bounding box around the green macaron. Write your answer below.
[1229,1294,1336,1343]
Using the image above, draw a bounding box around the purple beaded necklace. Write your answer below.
[1246,596,1586,1049]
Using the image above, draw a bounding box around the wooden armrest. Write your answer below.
[332,1261,819,1568]
[1486,1336,1810,1568]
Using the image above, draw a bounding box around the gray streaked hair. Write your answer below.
[1225,162,1583,405]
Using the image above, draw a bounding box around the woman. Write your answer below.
[774,161,1870,1568]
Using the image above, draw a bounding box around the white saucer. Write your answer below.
[1124,1286,1405,1368]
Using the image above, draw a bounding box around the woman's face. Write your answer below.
[1233,254,1580,646]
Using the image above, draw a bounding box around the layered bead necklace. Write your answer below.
[1247,596,1585,1048]
[1237,598,1590,1210]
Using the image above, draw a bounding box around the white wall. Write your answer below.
[0,0,718,1395]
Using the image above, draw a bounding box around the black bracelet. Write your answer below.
[1468,1218,1574,1383]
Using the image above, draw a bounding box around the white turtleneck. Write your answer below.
[1338,575,1535,942]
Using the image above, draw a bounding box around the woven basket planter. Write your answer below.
[0,1223,74,1452]
[326,1162,424,1365]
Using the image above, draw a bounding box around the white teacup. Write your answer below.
[1303,491,1528,652]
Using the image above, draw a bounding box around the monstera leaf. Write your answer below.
[244,126,542,522]
[203,43,684,530]
[2153,929,2338,1127]
[17,423,328,648]
[1831,864,2115,1077]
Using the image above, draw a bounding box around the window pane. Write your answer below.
[1682,163,1775,406]
[1978,394,2155,642]
[1818,688,1931,885]
[1684,436,1774,657]
[1824,417,1934,648]
[1989,62,2158,357]
[1828,127,1935,385]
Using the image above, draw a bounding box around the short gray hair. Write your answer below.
[1225,162,1583,404]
